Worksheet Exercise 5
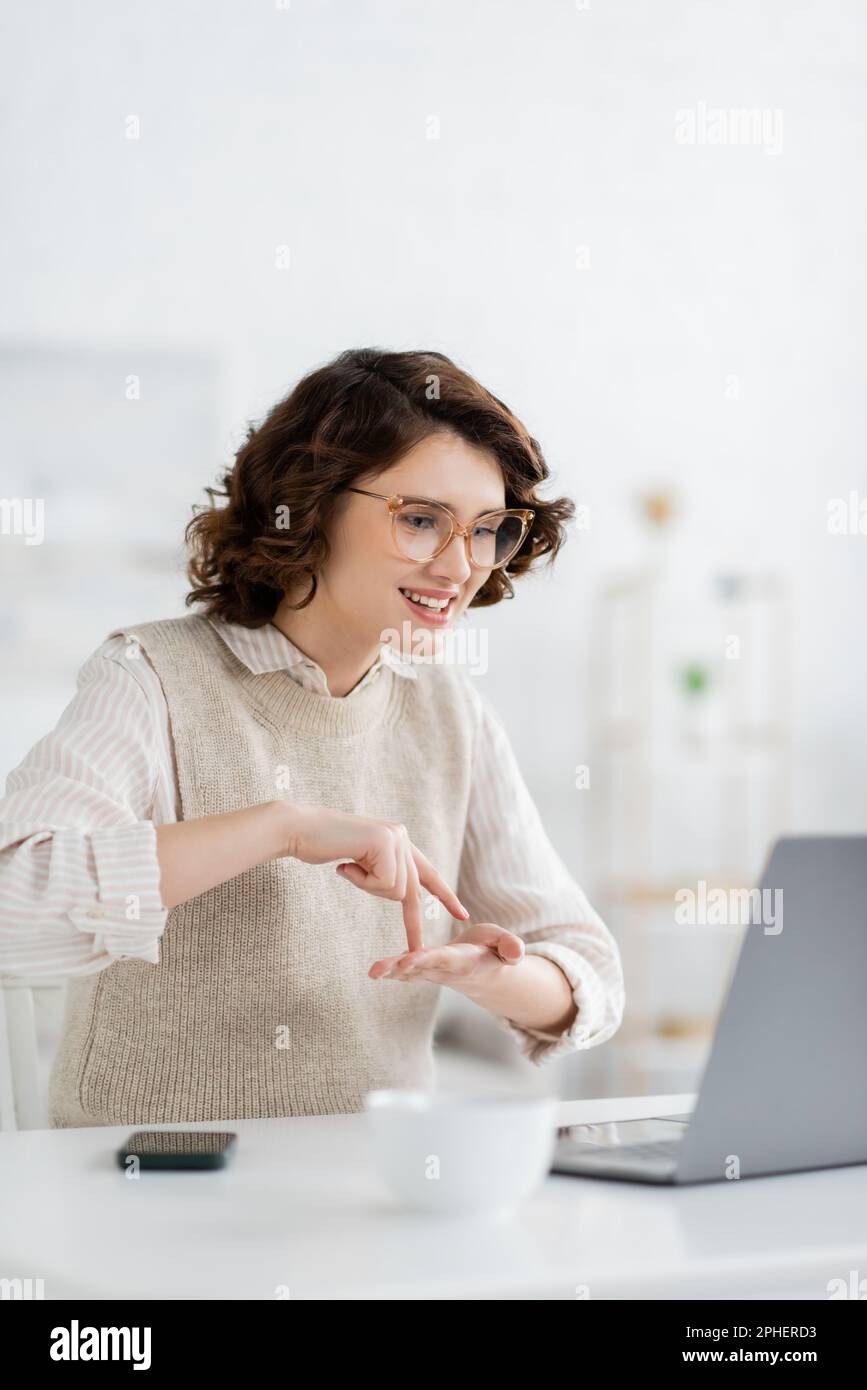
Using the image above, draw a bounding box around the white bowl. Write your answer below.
[364,1088,559,1217]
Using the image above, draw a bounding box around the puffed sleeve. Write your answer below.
[0,638,170,977]
[456,690,624,1065]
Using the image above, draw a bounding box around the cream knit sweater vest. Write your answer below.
[48,614,481,1127]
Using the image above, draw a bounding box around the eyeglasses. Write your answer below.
[343,488,535,570]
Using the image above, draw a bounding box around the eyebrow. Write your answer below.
[401,494,505,519]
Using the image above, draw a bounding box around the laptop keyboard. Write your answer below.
[573,1138,683,1162]
[612,1139,683,1160]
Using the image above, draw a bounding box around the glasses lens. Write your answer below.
[471,513,527,568]
[394,503,453,560]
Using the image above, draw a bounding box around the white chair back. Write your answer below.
[0,976,67,1130]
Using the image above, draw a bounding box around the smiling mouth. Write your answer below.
[398,587,458,620]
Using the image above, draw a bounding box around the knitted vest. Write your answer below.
[48,614,481,1127]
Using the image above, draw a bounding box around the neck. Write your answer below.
[270,592,382,699]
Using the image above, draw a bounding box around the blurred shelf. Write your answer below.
[595,728,790,750]
[622,1034,714,1061]
[600,877,760,903]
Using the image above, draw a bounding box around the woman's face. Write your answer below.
[322,430,506,653]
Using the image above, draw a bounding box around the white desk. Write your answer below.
[2,1093,865,1300]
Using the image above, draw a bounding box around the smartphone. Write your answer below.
[116,1130,238,1170]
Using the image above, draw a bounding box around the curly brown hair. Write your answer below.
[184,347,575,625]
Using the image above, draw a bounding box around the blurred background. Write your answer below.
[1,0,866,1121]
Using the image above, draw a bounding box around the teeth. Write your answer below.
[400,588,451,610]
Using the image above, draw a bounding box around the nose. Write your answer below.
[429,530,473,586]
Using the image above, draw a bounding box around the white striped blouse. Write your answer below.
[0,617,624,1066]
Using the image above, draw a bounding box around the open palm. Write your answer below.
[368,922,524,987]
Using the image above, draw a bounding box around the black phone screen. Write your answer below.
[117,1130,238,1168]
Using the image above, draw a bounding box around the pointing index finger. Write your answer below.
[412,846,470,922]
[402,848,424,953]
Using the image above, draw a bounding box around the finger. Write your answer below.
[412,847,470,921]
[396,945,454,974]
[392,830,408,902]
[495,935,524,963]
[369,957,402,979]
[376,833,400,896]
[336,861,371,891]
[336,834,399,896]
[371,948,430,970]
[386,954,419,978]
[458,923,525,962]
[401,849,424,954]
[386,953,438,982]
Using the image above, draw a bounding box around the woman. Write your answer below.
[0,348,624,1127]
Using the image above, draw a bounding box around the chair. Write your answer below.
[0,976,67,1130]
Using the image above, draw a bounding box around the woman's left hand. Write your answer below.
[368,922,524,990]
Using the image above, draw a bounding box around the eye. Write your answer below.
[401,512,437,530]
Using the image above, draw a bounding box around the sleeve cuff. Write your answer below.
[495,940,622,1067]
[66,822,168,964]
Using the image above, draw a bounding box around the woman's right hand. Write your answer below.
[281,801,469,953]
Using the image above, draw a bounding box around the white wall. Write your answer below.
[2,0,866,885]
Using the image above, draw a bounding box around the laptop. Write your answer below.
[551,836,867,1185]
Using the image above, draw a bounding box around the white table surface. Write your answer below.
[2,1092,865,1300]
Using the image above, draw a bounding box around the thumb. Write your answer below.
[336,861,367,889]
[462,922,525,963]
